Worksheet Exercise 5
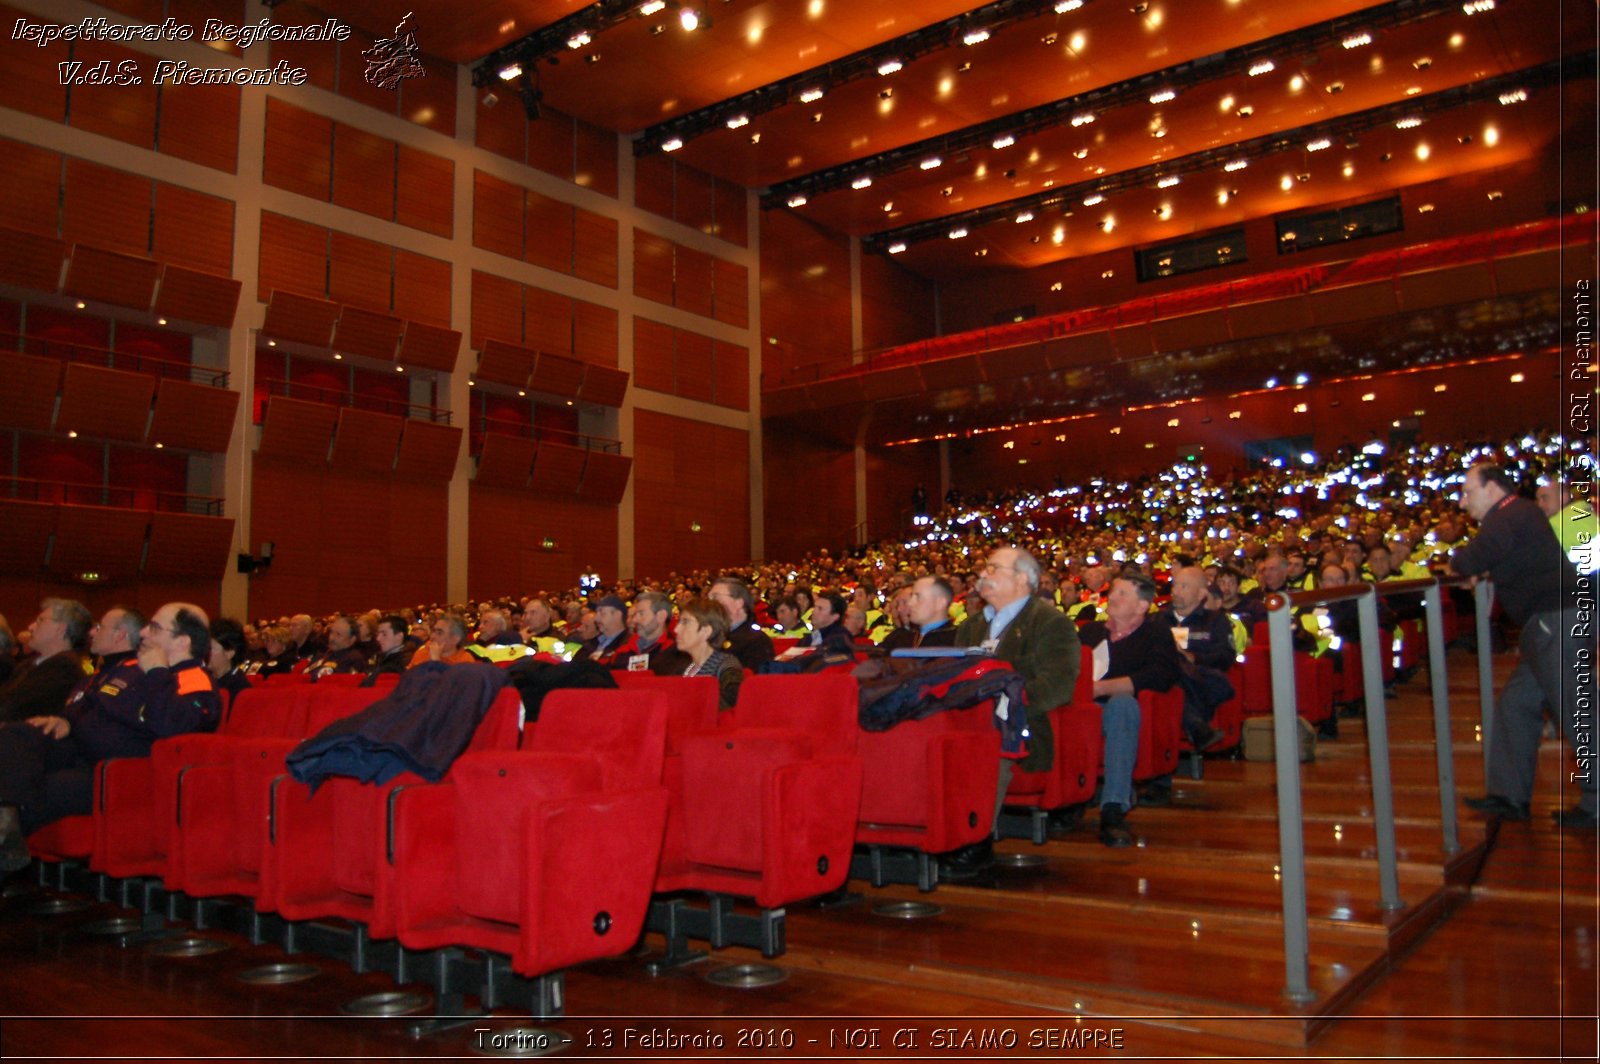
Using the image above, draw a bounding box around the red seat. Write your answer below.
[90,685,311,880]
[611,674,720,878]
[1132,686,1185,782]
[1005,646,1102,817]
[264,687,523,933]
[169,684,387,899]
[388,690,669,978]
[661,674,861,909]
[855,697,999,855]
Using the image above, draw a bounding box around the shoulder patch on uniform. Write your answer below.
[176,668,213,696]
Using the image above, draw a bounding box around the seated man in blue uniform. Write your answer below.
[0,602,223,872]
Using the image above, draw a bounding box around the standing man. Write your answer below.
[1456,464,1593,827]
[948,547,1081,876]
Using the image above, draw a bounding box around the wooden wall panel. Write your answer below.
[762,430,854,564]
[331,124,396,221]
[389,249,449,329]
[713,258,748,328]
[334,26,398,114]
[143,512,235,581]
[524,286,571,355]
[574,119,618,198]
[67,41,157,148]
[50,505,148,581]
[633,229,674,306]
[713,180,747,247]
[634,154,675,220]
[676,166,716,237]
[471,270,522,349]
[0,352,62,432]
[674,246,714,318]
[0,500,57,575]
[631,316,673,395]
[468,486,618,599]
[759,211,851,380]
[0,139,60,238]
[633,409,748,578]
[63,159,150,257]
[258,396,336,463]
[674,330,714,404]
[396,145,453,237]
[525,190,575,275]
[149,379,238,453]
[258,212,327,302]
[860,253,935,351]
[395,420,461,479]
[474,433,535,488]
[402,53,457,136]
[713,340,749,412]
[573,300,617,367]
[157,83,240,173]
[327,231,391,313]
[573,210,618,288]
[391,250,450,329]
[474,90,525,162]
[526,113,576,181]
[263,98,332,201]
[332,407,404,472]
[473,170,523,260]
[266,3,334,91]
[63,245,159,312]
[55,364,154,442]
[0,2,68,122]
[153,184,234,277]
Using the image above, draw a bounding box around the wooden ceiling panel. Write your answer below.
[154,264,242,329]
[333,306,404,361]
[63,245,159,311]
[476,338,539,386]
[262,291,341,348]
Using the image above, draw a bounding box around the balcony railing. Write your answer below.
[1,330,230,388]
[254,378,451,425]
[0,476,225,516]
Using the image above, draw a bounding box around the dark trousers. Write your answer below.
[0,722,94,834]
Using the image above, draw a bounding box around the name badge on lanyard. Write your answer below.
[627,654,650,672]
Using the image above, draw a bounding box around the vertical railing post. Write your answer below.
[1267,599,1315,1004]
[1474,580,1496,774]
[1356,588,1403,912]
[1424,582,1460,856]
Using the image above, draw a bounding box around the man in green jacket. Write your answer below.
[945,546,1081,877]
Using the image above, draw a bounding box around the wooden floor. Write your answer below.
[1,647,1594,1061]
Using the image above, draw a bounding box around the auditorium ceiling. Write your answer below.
[297,0,1590,282]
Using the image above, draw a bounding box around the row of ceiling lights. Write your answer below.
[766,0,1498,209]
[860,56,1554,255]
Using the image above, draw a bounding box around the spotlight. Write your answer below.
[679,6,700,31]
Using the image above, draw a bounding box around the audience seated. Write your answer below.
[708,578,774,671]
[408,613,476,668]
[304,615,368,679]
[207,617,252,704]
[0,599,91,725]
[673,599,743,709]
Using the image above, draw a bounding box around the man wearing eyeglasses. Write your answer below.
[0,599,92,726]
[0,602,221,873]
[944,547,1081,878]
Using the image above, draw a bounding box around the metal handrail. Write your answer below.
[1260,574,1489,1004]
[0,475,225,516]
[470,414,623,454]
[255,377,450,425]
[1,329,230,388]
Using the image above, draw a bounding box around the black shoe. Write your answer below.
[0,805,29,874]
[938,839,995,879]
[1098,804,1134,848]
[1552,806,1600,829]
[1188,726,1226,753]
[1463,794,1530,821]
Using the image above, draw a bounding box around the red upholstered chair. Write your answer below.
[263,672,312,686]
[1132,686,1186,782]
[387,690,670,978]
[264,687,523,933]
[662,674,861,909]
[1003,646,1103,840]
[169,684,386,899]
[853,687,1000,887]
[610,674,720,878]
[91,685,312,880]
[1178,663,1245,758]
